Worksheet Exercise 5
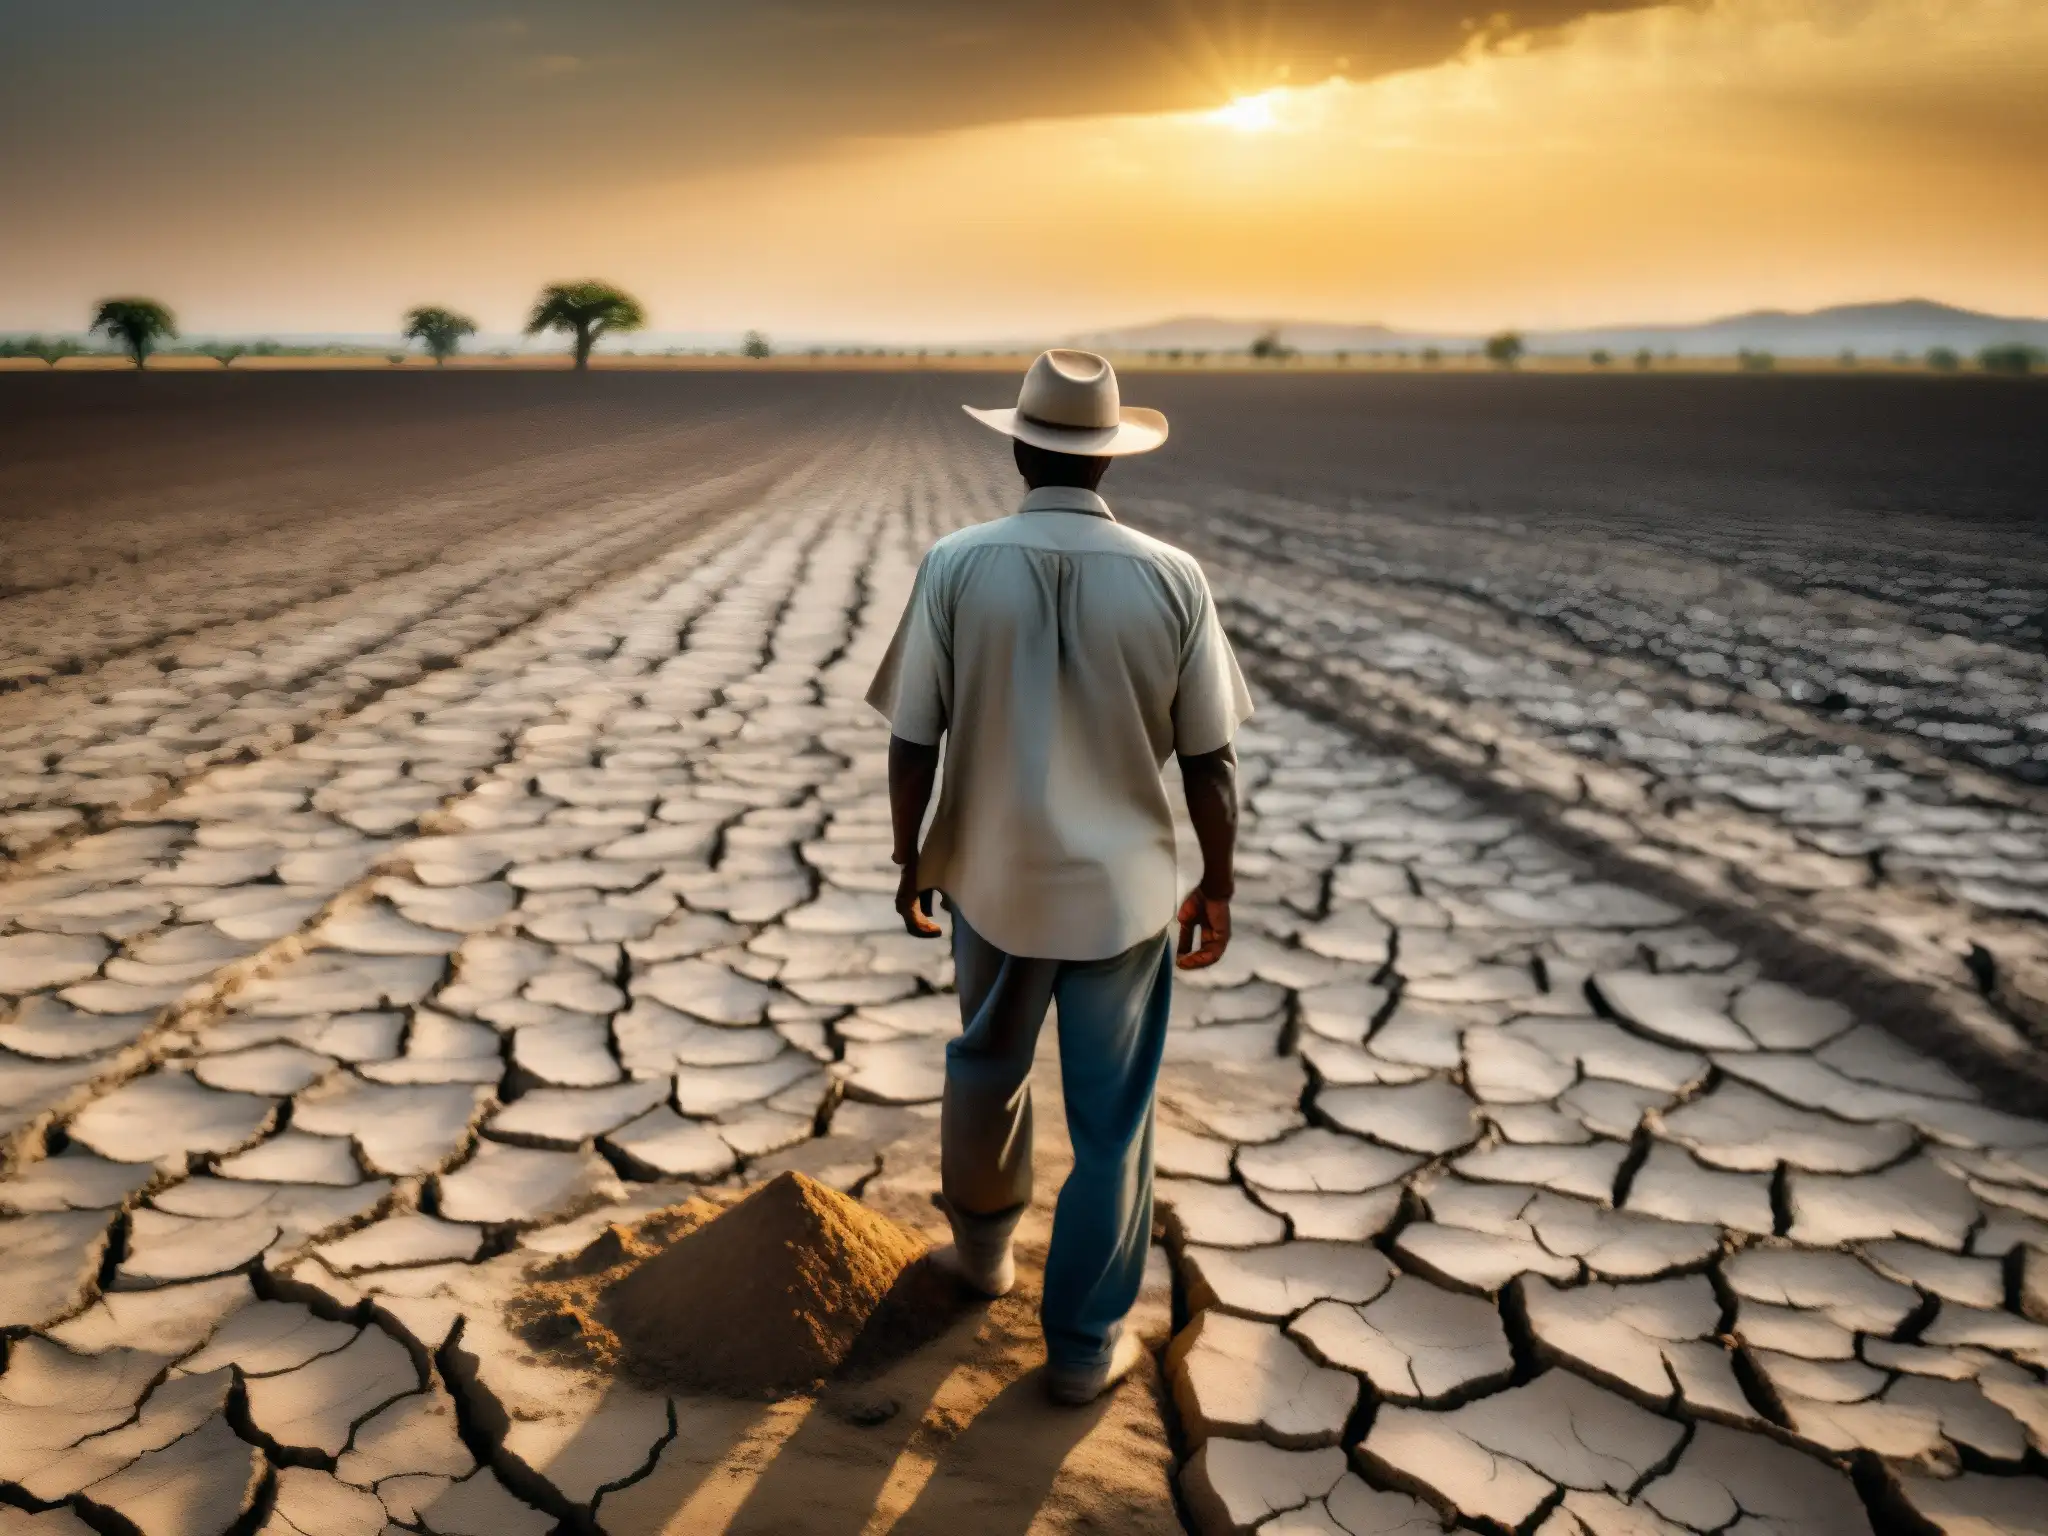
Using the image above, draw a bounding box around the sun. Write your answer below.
[1208,90,1283,133]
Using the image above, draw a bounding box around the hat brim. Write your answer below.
[962,404,1169,457]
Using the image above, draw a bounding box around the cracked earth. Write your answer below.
[2,372,2045,1536]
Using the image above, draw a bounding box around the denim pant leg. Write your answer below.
[1042,929,1175,1371]
[941,913,1059,1240]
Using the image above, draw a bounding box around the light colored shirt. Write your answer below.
[867,485,1253,961]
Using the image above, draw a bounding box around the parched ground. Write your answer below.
[1,371,2045,1536]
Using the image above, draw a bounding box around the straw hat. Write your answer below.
[964,349,1168,457]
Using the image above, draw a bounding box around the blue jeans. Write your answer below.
[940,909,1175,1371]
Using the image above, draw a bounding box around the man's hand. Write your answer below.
[1177,743,1238,970]
[895,859,942,939]
[887,735,944,939]
[1176,887,1231,970]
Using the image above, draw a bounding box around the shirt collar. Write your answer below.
[1018,485,1115,521]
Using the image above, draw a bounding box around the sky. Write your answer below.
[3,0,2045,340]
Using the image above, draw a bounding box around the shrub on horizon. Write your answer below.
[26,336,84,366]
[1634,349,1654,369]
[1926,346,1960,372]
[403,306,479,366]
[1249,329,1292,362]
[1979,343,2043,376]
[742,330,772,359]
[1738,349,1775,372]
[1589,349,1611,366]
[526,281,647,370]
[90,297,178,369]
[203,343,247,368]
[1484,331,1524,368]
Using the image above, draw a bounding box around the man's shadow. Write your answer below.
[887,1369,1122,1536]
[715,1256,1132,1536]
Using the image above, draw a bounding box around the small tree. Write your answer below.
[525,281,646,370]
[203,343,247,368]
[1249,329,1291,362]
[1589,349,1611,367]
[1738,349,1775,372]
[1838,348,1858,368]
[1979,343,2043,376]
[24,336,82,367]
[1421,346,1442,367]
[1634,348,1654,370]
[403,306,479,366]
[90,298,178,369]
[1484,331,1524,368]
[741,329,772,360]
[1925,346,1960,372]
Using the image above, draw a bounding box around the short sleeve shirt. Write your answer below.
[866,486,1253,960]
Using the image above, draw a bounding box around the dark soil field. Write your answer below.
[4,366,2048,1536]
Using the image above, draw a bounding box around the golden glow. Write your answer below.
[565,0,2048,339]
[1208,90,1285,133]
[7,0,2043,336]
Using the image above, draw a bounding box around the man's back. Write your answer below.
[868,484,1248,961]
[873,350,1247,1405]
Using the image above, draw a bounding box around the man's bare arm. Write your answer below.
[1176,743,1237,969]
[888,734,943,938]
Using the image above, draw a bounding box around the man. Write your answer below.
[866,349,1251,1405]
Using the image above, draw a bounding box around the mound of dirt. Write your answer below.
[515,1171,939,1397]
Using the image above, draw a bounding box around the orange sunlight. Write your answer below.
[542,0,2047,340]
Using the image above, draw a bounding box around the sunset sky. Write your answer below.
[4,0,2045,340]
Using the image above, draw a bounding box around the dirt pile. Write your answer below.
[515,1171,939,1397]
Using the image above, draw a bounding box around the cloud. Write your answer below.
[2,0,2042,334]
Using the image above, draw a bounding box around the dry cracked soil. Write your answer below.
[1,368,2046,1536]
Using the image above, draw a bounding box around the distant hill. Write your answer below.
[1071,300,2048,358]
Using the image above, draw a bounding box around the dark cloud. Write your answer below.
[1,1,1666,220]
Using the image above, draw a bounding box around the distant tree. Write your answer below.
[1421,346,1442,366]
[90,298,178,369]
[1484,331,1524,368]
[403,306,479,366]
[23,336,82,367]
[525,281,646,370]
[386,353,408,366]
[1634,348,1654,370]
[1167,348,1184,363]
[1589,348,1611,367]
[1979,343,2043,375]
[1738,349,1775,372]
[1838,348,1858,368]
[251,339,282,357]
[1249,329,1291,361]
[202,343,247,368]
[1333,350,1350,366]
[1925,346,1960,372]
